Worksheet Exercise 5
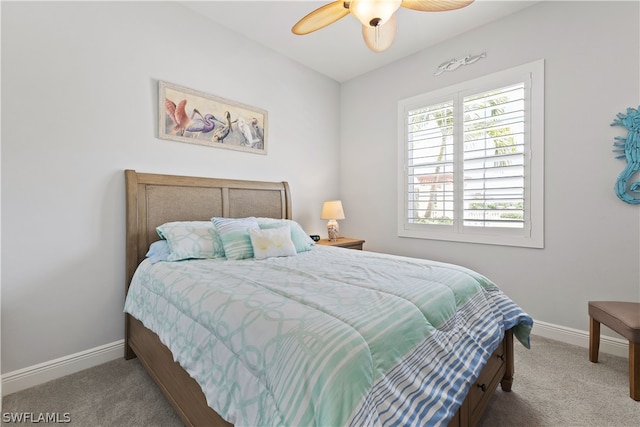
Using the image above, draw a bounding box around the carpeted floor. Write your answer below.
[2,335,639,426]
[478,335,639,427]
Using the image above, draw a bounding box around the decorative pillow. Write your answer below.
[156,221,225,261]
[256,218,315,253]
[145,240,171,264]
[248,226,297,260]
[211,217,260,260]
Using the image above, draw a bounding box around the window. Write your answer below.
[397,60,544,248]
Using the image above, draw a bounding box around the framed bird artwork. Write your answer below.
[158,80,268,155]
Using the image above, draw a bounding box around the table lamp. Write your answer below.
[321,200,345,241]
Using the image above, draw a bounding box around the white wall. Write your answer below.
[1,1,341,374]
[340,1,640,333]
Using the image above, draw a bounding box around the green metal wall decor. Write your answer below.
[612,106,640,204]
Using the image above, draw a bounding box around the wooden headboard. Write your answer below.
[124,169,291,288]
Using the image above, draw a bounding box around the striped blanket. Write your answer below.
[124,245,532,426]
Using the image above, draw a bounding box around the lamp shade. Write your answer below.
[321,200,345,220]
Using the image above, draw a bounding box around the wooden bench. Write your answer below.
[588,301,640,400]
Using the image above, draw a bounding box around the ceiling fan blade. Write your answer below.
[401,0,474,12]
[292,1,351,35]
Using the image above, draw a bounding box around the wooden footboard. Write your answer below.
[127,314,514,427]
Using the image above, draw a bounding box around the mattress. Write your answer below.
[124,245,532,426]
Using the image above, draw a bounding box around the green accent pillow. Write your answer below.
[211,217,260,260]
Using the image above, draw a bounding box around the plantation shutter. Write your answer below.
[407,101,455,225]
[462,83,526,229]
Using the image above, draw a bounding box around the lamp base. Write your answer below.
[327,219,339,241]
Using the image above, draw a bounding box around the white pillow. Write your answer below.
[248,225,297,260]
[256,217,315,252]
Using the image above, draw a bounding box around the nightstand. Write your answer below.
[316,237,365,250]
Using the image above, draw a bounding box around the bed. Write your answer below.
[123,169,532,427]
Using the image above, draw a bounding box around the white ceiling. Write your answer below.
[181,1,540,82]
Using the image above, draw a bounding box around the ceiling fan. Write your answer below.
[292,0,475,53]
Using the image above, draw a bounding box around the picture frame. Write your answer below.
[158,81,268,155]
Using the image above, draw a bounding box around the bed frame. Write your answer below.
[124,169,514,427]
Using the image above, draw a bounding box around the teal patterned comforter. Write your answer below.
[124,245,532,426]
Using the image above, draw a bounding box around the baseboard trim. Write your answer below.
[2,340,124,396]
[1,319,629,397]
[531,319,628,358]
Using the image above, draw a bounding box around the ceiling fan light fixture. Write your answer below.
[292,0,476,54]
[362,13,397,52]
[350,0,402,28]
